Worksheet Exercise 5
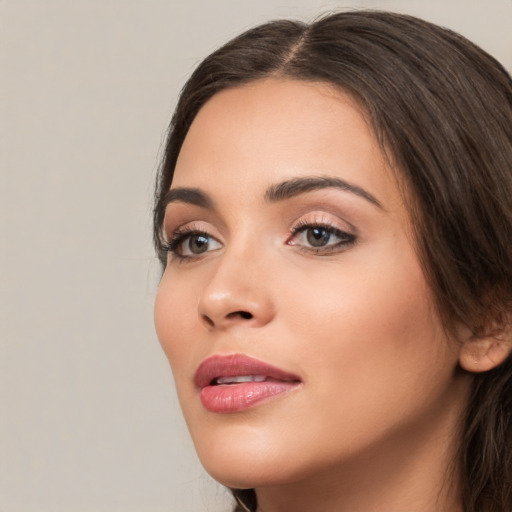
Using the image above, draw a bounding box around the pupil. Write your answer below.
[189,234,209,254]
[307,228,330,247]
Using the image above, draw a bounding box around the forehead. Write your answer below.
[172,78,402,211]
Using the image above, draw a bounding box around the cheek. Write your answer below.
[284,243,456,409]
[154,272,198,376]
[267,260,456,471]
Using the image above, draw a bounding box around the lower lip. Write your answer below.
[200,381,298,413]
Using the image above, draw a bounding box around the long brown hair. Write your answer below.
[154,11,512,512]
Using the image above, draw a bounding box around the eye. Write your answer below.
[181,233,220,255]
[164,227,222,260]
[288,222,356,253]
[304,226,334,247]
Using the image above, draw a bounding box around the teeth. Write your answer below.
[216,375,267,385]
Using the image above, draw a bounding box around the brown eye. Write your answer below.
[188,234,210,254]
[170,230,222,259]
[289,222,356,253]
[306,227,331,247]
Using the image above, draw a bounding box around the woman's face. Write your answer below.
[154,79,470,490]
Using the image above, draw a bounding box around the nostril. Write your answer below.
[227,311,253,320]
[201,314,215,328]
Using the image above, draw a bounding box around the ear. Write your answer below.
[458,318,512,373]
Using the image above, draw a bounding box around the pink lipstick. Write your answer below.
[194,354,301,413]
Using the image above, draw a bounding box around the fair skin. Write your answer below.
[154,78,476,512]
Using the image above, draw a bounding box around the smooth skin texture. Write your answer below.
[154,79,475,512]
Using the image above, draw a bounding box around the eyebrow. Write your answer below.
[264,176,383,208]
[161,187,214,209]
[162,176,382,212]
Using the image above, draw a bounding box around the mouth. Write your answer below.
[194,354,301,413]
[214,375,269,384]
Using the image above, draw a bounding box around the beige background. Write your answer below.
[1,1,511,511]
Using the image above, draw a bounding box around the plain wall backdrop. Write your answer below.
[1,1,511,511]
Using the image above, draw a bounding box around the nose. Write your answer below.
[197,252,275,331]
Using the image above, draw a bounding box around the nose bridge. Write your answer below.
[197,234,275,329]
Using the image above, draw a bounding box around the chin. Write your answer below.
[204,461,273,490]
[189,422,308,489]
[180,385,315,488]
[192,432,279,488]
[201,455,308,490]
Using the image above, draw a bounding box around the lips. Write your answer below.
[194,354,301,413]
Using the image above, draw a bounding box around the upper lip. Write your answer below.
[194,353,301,389]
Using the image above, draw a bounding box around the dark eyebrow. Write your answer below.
[161,177,382,213]
[161,187,214,209]
[264,176,383,209]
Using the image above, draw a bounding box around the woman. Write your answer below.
[153,11,512,512]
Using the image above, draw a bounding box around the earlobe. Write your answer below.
[459,329,512,373]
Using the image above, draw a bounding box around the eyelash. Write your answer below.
[162,219,356,262]
[287,219,356,254]
[162,224,216,263]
